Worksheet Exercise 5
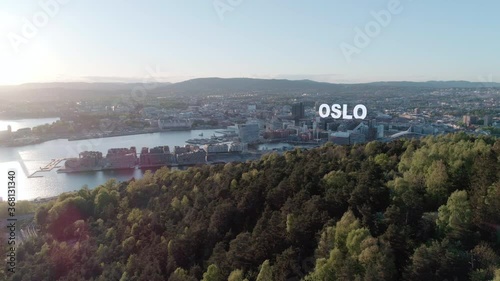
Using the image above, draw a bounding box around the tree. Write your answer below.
[316,226,336,259]
[494,269,500,281]
[256,260,273,281]
[202,264,223,281]
[9,135,500,281]
[425,160,449,204]
[469,243,500,280]
[404,240,469,281]
[228,269,247,281]
[476,182,500,225]
[168,268,197,281]
[437,190,473,240]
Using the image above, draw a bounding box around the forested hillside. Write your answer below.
[6,133,500,281]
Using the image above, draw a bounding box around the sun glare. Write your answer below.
[0,40,63,85]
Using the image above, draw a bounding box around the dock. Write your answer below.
[28,158,66,178]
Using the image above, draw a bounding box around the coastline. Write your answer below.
[0,126,226,147]
[19,152,268,201]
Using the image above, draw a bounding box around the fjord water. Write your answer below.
[0,128,223,200]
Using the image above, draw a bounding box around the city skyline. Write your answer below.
[1,0,500,85]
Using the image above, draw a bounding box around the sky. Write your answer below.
[0,0,499,85]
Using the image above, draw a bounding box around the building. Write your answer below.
[105,147,137,169]
[78,151,103,167]
[263,129,292,139]
[140,107,161,117]
[389,127,423,140]
[376,125,385,139]
[463,115,477,126]
[16,128,32,135]
[158,118,193,130]
[204,144,229,154]
[229,142,247,152]
[174,145,200,155]
[329,132,350,145]
[268,118,283,130]
[292,102,305,125]
[139,146,175,167]
[0,125,12,141]
[484,115,491,126]
[174,146,188,155]
[177,149,207,165]
[349,132,366,144]
[65,151,103,170]
[238,123,260,143]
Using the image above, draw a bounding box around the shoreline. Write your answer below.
[20,152,267,202]
[0,126,226,148]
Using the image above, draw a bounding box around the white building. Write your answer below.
[229,142,248,152]
[204,144,229,153]
[238,123,260,143]
[158,118,193,129]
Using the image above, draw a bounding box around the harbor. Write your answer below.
[0,128,229,200]
[1,127,316,201]
[56,142,259,174]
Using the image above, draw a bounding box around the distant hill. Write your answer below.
[0,79,498,99]
[152,78,500,95]
[154,77,343,94]
[18,82,172,91]
[363,80,500,88]
[0,82,172,101]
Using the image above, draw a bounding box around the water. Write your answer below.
[0,128,223,200]
[0,117,60,132]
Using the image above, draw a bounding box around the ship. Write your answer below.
[186,138,220,145]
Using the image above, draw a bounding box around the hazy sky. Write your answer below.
[0,0,499,85]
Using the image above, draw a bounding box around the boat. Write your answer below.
[199,133,204,136]
[186,138,221,145]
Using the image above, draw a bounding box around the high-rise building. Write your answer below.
[463,115,477,126]
[292,102,305,125]
[238,123,260,143]
[484,115,491,126]
[463,115,470,126]
[377,125,384,139]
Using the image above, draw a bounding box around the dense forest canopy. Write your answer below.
[4,133,500,281]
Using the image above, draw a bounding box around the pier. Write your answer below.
[28,158,66,178]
